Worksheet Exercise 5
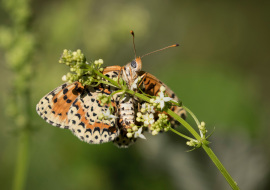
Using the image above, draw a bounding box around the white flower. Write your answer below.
[102,109,117,120]
[130,77,141,90]
[134,127,146,139]
[154,91,173,110]
[142,113,155,126]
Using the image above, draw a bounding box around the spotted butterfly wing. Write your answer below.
[36,71,120,144]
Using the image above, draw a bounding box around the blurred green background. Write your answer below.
[1,0,270,190]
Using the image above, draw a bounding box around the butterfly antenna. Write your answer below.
[130,30,137,58]
[141,43,179,58]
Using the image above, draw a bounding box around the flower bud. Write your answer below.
[132,126,138,131]
[127,133,133,138]
[98,59,104,64]
[137,112,142,117]
[160,86,166,92]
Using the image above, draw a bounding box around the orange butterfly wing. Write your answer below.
[36,69,122,144]
[139,71,186,120]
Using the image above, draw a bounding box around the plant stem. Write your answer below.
[12,130,30,190]
[169,128,194,141]
[12,89,32,190]
[202,144,239,190]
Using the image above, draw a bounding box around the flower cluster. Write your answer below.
[150,113,171,135]
[198,121,207,138]
[59,49,104,86]
[124,87,177,139]
[126,124,146,139]
[186,121,210,148]
[186,139,198,147]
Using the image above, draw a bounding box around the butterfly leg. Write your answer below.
[117,67,123,86]
[138,73,146,87]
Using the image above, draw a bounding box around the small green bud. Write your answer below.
[164,127,169,132]
[98,115,104,120]
[132,126,138,131]
[152,130,158,136]
[137,112,142,117]
[201,121,205,127]
[98,59,104,64]
[62,75,67,81]
[127,133,133,138]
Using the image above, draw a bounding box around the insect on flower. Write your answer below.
[36,31,186,148]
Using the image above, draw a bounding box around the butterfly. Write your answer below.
[36,31,186,148]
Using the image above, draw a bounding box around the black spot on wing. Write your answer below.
[79,122,85,128]
[75,113,81,119]
[63,88,68,94]
[62,84,67,89]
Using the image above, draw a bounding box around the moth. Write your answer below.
[36,31,186,147]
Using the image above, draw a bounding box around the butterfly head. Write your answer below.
[121,57,142,87]
[129,57,142,72]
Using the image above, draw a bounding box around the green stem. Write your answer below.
[12,89,32,190]
[166,109,201,140]
[94,70,120,87]
[169,128,194,141]
[183,106,200,127]
[202,144,239,190]
[12,130,30,190]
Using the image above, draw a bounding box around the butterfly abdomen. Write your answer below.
[118,95,135,129]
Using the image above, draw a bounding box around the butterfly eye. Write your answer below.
[131,60,137,68]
